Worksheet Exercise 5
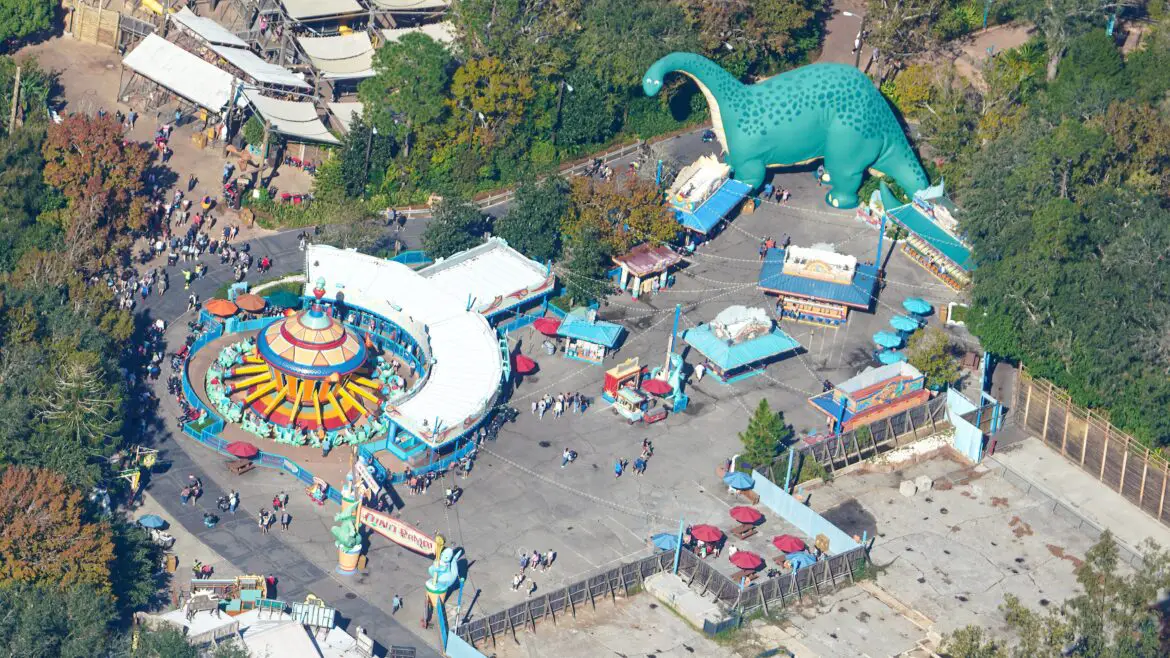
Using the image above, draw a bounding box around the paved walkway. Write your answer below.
[992,437,1170,551]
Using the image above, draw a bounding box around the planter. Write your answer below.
[336,544,362,575]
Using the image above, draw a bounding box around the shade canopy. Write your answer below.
[872,331,902,348]
[772,534,806,552]
[641,378,672,396]
[138,514,167,529]
[722,471,755,490]
[729,506,763,524]
[729,550,764,570]
[651,532,679,551]
[235,293,267,312]
[513,354,537,375]
[889,315,920,332]
[264,290,301,309]
[785,551,816,570]
[205,298,239,317]
[903,297,932,315]
[690,524,723,543]
[878,350,908,365]
[226,441,259,458]
[533,317,561,336]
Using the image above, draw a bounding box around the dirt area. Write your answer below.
[17,36,312,247]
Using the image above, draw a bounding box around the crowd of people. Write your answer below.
[511,548,558,596]
[529,392,588,419]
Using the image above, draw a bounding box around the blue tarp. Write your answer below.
[674,179,753,234]
[757,248,878,309]
[557,308,625,348]
[808,391,855,425]
[886,203,975,271]
[682,324,800,372]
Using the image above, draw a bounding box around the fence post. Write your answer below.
[1119,447,1129,493]
[1160,462,1169,520]
[1100,430,1110,481]
[1139,449,1150,505]
[1022,378,1033,426]
[1041,389,1052,442]
[1061,403,1071,454]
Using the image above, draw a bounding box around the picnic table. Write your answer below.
[227,458,255,475]
[730,523,758,540]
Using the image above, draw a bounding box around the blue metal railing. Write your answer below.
[390,250,431,266]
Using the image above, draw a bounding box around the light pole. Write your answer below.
[842,11,866,69]
[362,125,378,190]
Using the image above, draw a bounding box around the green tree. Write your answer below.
[450,57,536,146]
[906,327,961,390]
[422,198,489,259]
[864,0,947,82]
[576,0,698,91]
[360,32,454,157]
[0,582,117,658]
[738,399,793,469]
[332,114,396,198]
[941,532,1170,657]
[494,177,568,263]
[0,0,53,47]
[243,115,265,147]
[108,521,162,614]
[1020,0,1139,80]
[562,226,613,306]
[40,354,122,455]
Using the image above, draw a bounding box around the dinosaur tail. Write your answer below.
[874,135,929,199]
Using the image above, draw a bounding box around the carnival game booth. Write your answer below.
[614,243,683,299]
[304,246,504,467]
[556,308,625,365]
[681,306,801,384]
[758,246,879,327]
[669,155,753,238]
[882,181,973,291]
[807,362,928,433]
[420,237,555,333]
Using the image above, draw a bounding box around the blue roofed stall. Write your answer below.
[668,154,751,236]
[682,306,801,383]
[882,181,974,290]
[556,308,626,365]
[758,246,879,327]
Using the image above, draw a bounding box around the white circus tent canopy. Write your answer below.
[297,33,375,80]
[243,91,340,144]
[327,102,363,133]
[380,21,457,44]
[280,0,364,21]
[211,45,310,89]
[123,34,235,112]
[169,7,248,47]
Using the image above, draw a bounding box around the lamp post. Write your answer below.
[842,11,867,69]
[363,125,378,188]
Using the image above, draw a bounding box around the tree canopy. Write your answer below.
[422,198,489,259]
[494,177,569,263]
[738,399,793,468]
[0,0,53,48]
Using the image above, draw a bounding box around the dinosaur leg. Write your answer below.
[731,159,766,191]
[822,145,868,210]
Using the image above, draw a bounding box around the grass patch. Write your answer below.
[259,281,303,297]
[949,303,969,323]
[188,415,217,433]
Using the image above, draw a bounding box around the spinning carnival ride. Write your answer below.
[221,282,383,431]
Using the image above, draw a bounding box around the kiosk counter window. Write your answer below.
[564,338,607,364]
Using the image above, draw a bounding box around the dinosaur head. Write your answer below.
[642,71,665,97]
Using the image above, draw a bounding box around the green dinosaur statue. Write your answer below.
[643,53,929,209]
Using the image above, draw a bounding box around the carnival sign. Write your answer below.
[357,507,436,556]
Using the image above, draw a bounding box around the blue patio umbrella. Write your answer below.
[889,315,920,332]
[873,331,902,349]
[651,532,680,551]
[878,350,908,365]
[785,551,816,570]
[903,297,932,315]
[723,471,755,490]
[138,514,166,529]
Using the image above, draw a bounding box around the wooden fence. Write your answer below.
[767,394,952,480]
[69,2,121,48]
[1014,367,1170,527]
[455,544,867,649]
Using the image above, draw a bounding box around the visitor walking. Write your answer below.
[258,509,271,534]
[392,594,402,614]
[614,459,625,478]
[694,363,706,382]
[229,489,239,513]
[280,511,291,532]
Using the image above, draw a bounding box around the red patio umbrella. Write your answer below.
[729,551,764,570]
[641,378,672,396]
[729,506,763,524]
[226,441,259,458]
[513,354,538,375]
[690,524,723,543]
[533,317,561,336]
[772,534,806,553]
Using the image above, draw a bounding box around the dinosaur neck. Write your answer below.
[653,53,742,153]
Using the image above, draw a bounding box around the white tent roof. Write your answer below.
[170,7,248,48]
[244,91,340,144]
[297,33,375,79]
[327,101,363,133]
[422,238,552,316]
[306,245,503,448]
[280,0,364,21]
[380,21,457,44]
[211,45,310,89]
[123,34,234,111]
[369,0,450,9]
